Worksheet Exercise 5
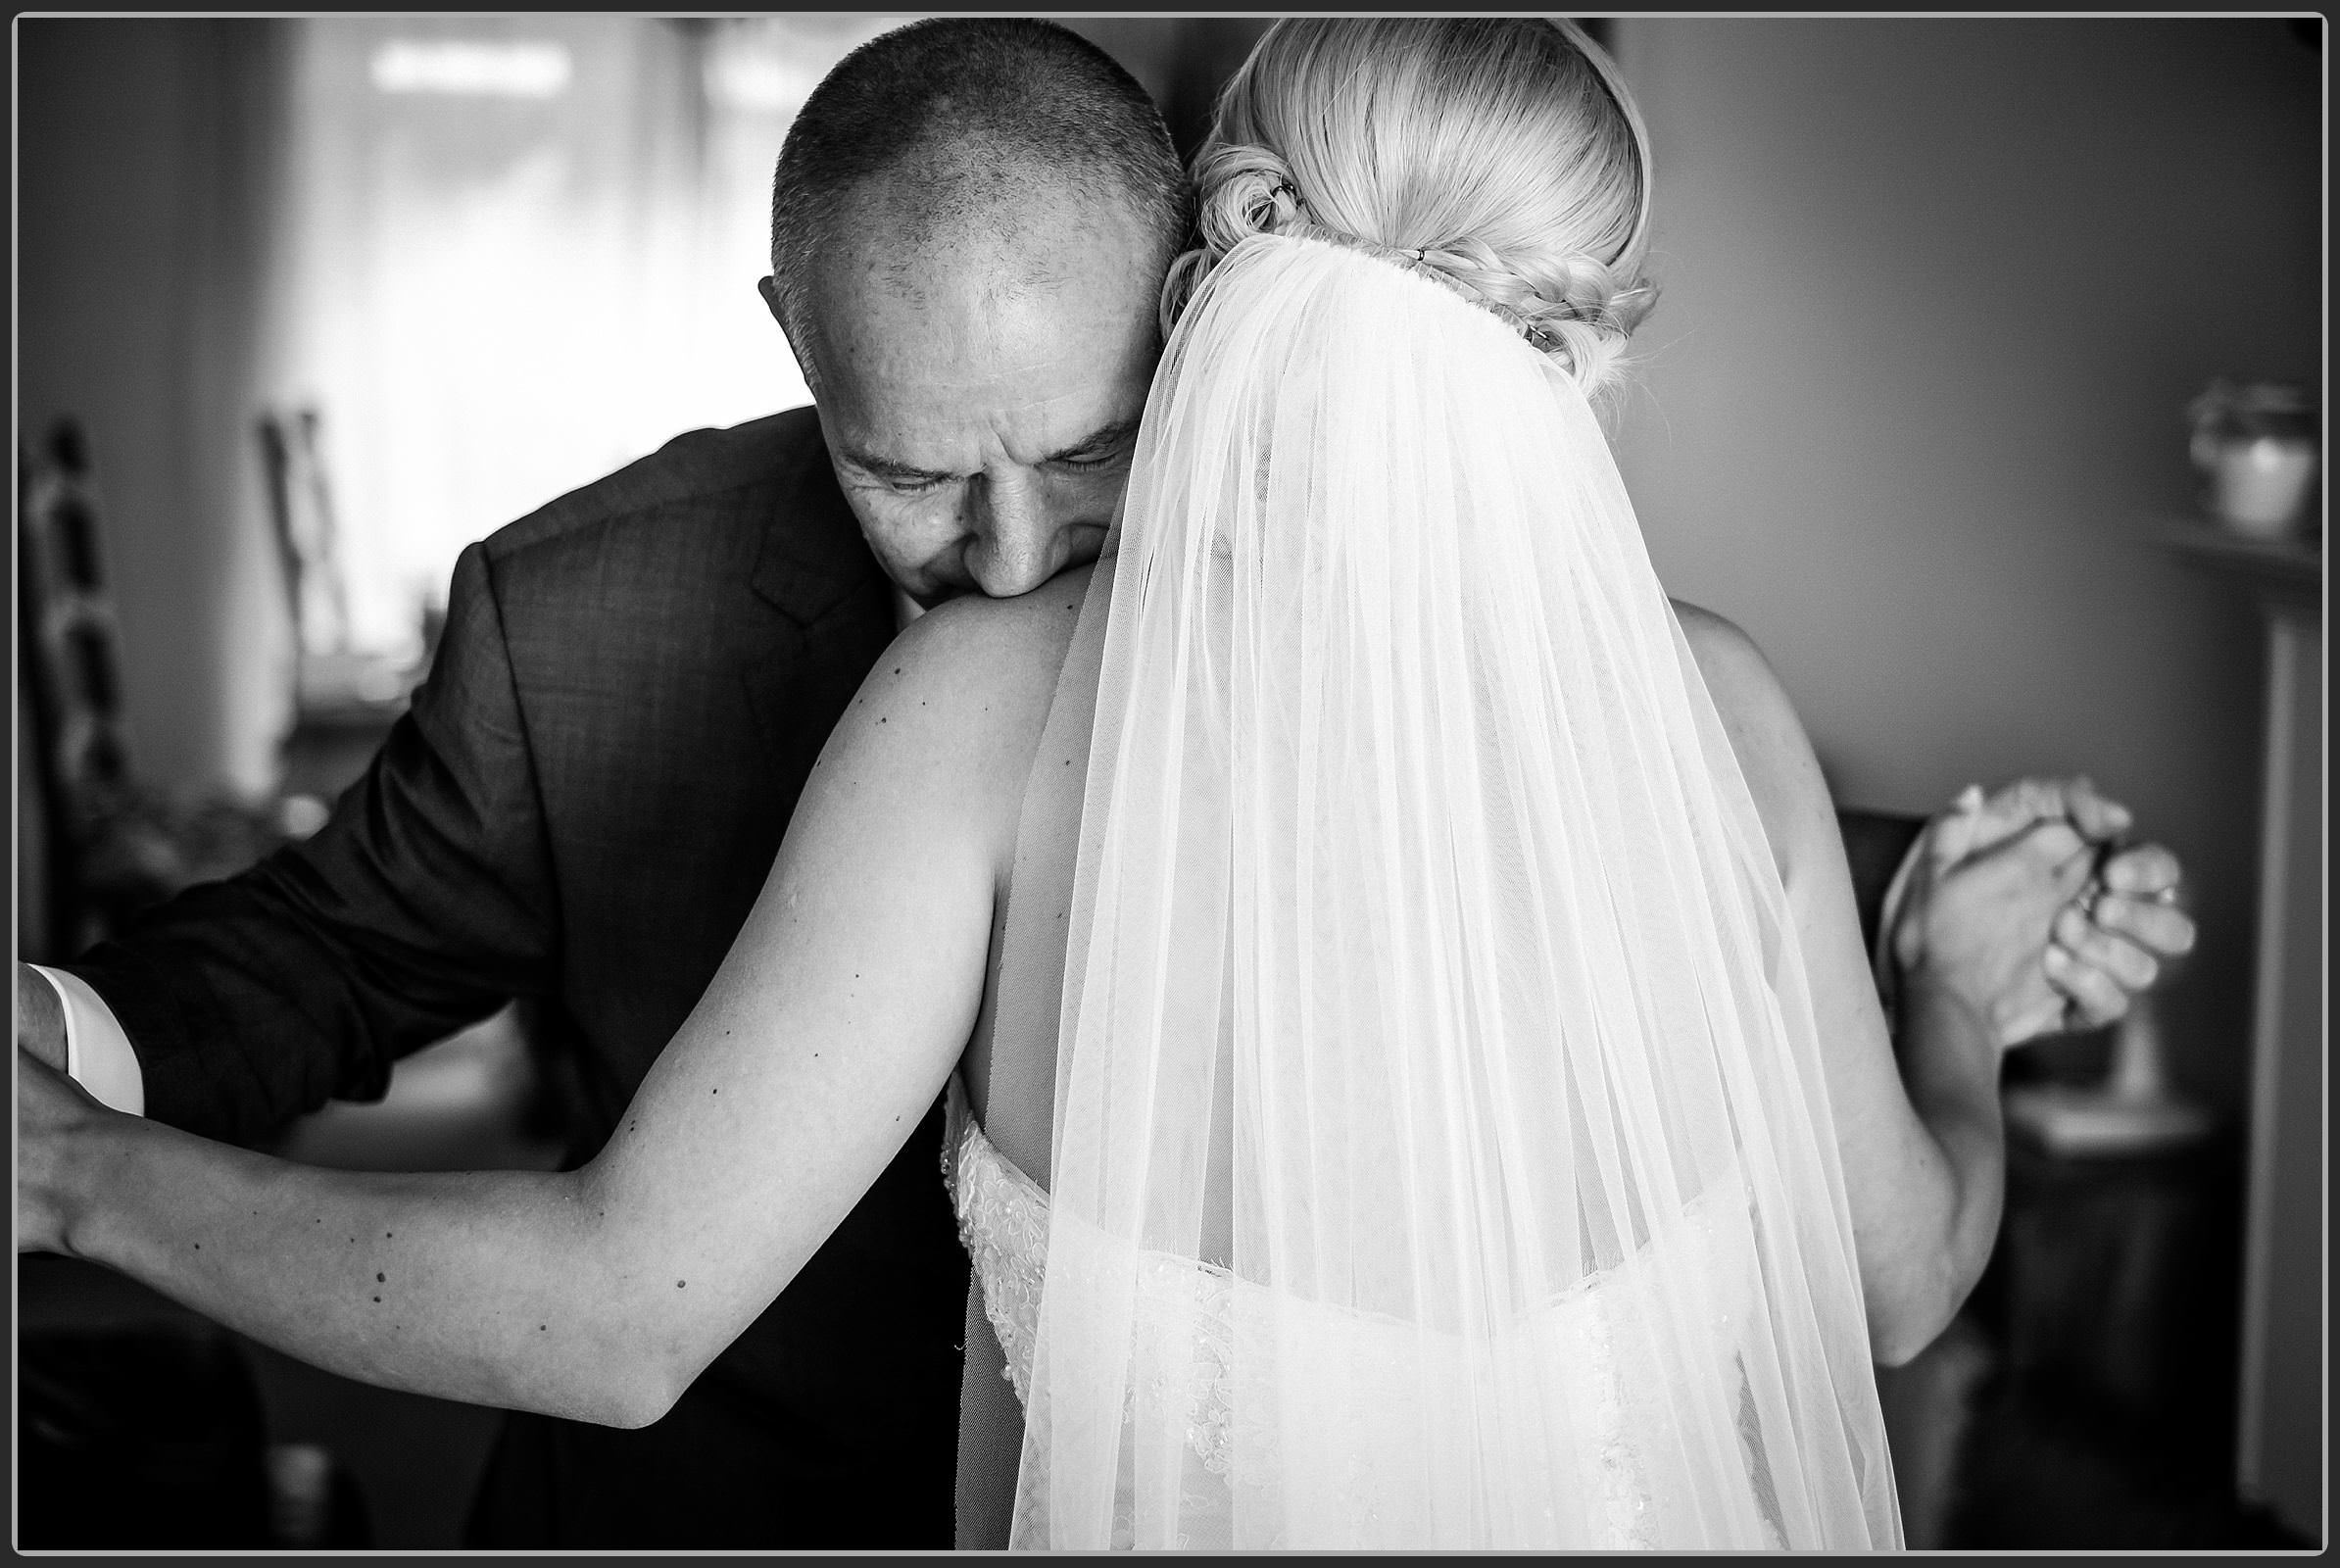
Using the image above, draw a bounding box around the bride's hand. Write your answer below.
[17,1045,109,1254]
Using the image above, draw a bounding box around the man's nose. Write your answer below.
[964,473,1055,598]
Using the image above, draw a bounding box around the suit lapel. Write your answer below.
[733,421,897,776]
[750,425,885,628]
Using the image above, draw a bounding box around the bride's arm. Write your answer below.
[20,588,1073,1427]
[1678,607,2086,1366]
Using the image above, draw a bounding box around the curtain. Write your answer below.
[264,17,914,659]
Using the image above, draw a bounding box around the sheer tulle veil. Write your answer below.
[1011,232,1903,1547]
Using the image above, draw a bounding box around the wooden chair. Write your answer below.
[19,418,158,955]
[1838,805,1928,959]
[17,417,309,954]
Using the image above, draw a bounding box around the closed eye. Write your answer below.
[851,466,960,496]
[1047,424,1140,473]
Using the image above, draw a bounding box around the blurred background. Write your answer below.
[14,14,2321,1552]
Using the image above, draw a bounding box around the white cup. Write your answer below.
[2209,437,2317,539]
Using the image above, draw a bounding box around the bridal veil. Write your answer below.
[1013,232,1903,1549]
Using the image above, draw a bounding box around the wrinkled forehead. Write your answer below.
[804,183,1165,444]
[816,173,1161,328]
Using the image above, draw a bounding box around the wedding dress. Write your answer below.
[949,1079,1787,1549]
[949,233,1903,1550]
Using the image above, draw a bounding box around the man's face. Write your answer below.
[782,192,1163,606]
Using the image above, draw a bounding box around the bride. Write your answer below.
[24,19,2014,1548]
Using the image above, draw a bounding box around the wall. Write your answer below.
[1606,19,2319,1110]
[1057,17,1276,158]
[18,20,297,801]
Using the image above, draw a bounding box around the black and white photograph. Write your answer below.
[12,12,2322,1553]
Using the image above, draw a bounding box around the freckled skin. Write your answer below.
[39,566,1088,1428]
[786,180,1164,609]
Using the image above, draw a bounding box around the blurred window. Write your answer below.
[269,17,915,658]
[369,38,574,98]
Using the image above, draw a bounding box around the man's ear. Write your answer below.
[759,275,820,397]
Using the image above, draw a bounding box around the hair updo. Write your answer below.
[1160,18,1657,398]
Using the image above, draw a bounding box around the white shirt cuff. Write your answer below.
[29,963,147,1117]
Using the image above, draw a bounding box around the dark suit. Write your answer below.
[63,405,1928,1548]
[66,408,968,1548]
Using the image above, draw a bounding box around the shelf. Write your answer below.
[2158,516,2323,613]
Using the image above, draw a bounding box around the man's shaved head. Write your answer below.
[767,18,1191,387]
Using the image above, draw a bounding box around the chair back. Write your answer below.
[18,418,137,952]
[1837,807,1929,960]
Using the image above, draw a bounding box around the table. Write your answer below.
[1884,1132,2306,1548]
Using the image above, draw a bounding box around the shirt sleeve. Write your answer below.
[30,962,147,1116]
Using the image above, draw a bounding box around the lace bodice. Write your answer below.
[940,1076,1786,1550]
[942,1077,1053,1414]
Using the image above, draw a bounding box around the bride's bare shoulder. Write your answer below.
[896,564,1095,685]
[1670,599,1773,704]
[844,564,1096,823]
[1668,598,1833,884]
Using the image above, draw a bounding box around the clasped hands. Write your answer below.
[1890,776,2196,1049]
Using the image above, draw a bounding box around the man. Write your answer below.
[15,17,2193,1549]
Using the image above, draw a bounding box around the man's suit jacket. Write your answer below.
[65,404,1930,1548]
[67,408,968,1548]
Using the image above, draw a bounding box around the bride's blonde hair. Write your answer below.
[1161,17,1657,398]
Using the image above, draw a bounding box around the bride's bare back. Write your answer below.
[961,562,1894,1222]
[957,560,1105,1186]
